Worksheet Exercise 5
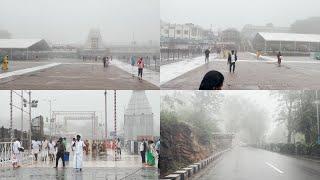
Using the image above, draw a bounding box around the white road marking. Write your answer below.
[265,162,284,174]
[0,63,61,79]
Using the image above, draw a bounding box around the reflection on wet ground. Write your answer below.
[0,167,159,180]
[0,150,159,179]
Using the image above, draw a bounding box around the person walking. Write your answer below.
[48,140,55,162]
[146,140,157,167]
[12,138,23,168]
[54,137,66,168]
[1,55,9,71]
[116,138,121,158]
[32,139,41,161]
[130,56,136,77]
[92,140,98,156]
[73,135,86,172]
[137,57,144,80]
[140,139,147,165]
[204,48,210,63]
[41,139,49,161]
[228,50,237,73]
[84,139,90,155]
[103,56,107,68]
[277,51,282,66]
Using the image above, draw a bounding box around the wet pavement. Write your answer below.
[0,61,51,73]
[194,146,320,180]
[0,167,159,180]
[0,150,159,180]
[0,59,159,89]
[161,53,320,90]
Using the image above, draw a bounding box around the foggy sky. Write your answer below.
[0,90,160,137]
[0,0,159,45]
[161,0,319,30]
[161,90,281,140]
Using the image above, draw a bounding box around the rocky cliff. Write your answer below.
[160,120,215,177]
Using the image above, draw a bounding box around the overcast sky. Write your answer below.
[0,0,159,45]
[0,90,160,138]
[161,0,319,30]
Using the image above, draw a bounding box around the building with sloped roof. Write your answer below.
[0,39,50,60]
[253,32,320,54]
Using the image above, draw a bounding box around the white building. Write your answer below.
[123,91,154,141]
[84,29,104,49]
[161,20,212,41]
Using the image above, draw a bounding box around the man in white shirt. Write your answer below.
[12,138,22,168]
[228,50,238,73]
[48,140,55,161]
[74,134,85,171]
[32,139,41,161]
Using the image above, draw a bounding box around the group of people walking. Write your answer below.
[139,139,160,168]
[12,135,86,171]
[204,48,238,73]
[200,48,284,90]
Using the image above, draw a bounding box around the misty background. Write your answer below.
[161,90,320,145]
[0,90,160,138]
[161,0,320,30]
[0,0,159,45]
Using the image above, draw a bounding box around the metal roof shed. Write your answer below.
[254,32,320,52]
[0,39,51,59]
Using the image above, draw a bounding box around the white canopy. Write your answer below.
[257,32,320,43]
[0,39,50,50]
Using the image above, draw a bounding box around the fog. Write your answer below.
[0,0,159,45]
[161,91,289,144]
[0,90,160,138]
[161,0,319,29]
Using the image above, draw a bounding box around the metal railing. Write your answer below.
[0,142,33,168]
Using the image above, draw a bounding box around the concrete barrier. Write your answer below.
[164,149,231,179]
[182,167,193,177]
[173,170,188,180]
[165,174,181,180]
[189,164,199,173]
[194,162,201,169]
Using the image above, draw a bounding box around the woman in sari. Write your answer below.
[146,140,157,167]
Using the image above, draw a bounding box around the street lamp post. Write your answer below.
[21,90,24,141]
[43,98,55,140]
[28,91,32,153]
[315,91,320,144]
[10,91,13,144]
[104,90,107,139]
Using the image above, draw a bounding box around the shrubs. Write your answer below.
[257,143,320,157]
[310,143,320,157]
[279,143,296,154]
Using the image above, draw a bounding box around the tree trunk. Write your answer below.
[287,130,292,144]
[305,130,311,144]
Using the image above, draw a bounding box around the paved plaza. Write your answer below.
[161,52,320,90]
[0,150,159,180]
[0,59,159,90]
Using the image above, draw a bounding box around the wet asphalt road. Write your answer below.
[194,146,320,180]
